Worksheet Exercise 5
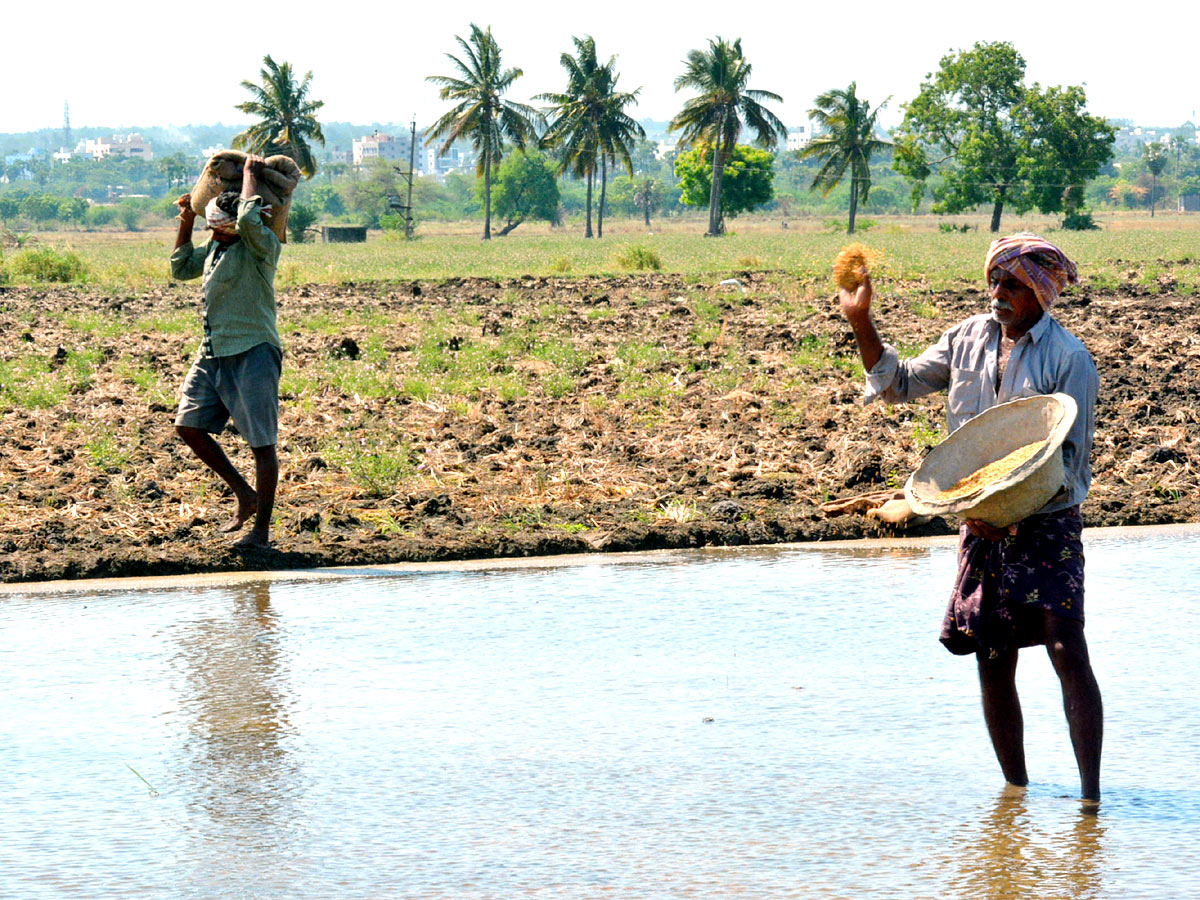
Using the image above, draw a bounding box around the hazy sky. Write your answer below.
[5,0,1196,140]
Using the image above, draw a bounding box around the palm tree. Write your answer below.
[670,37,786,236]
[800,83,892,235]
[232,55,325,179]
[1145,142,1168,217]
[539,36,644,238]
[426,24,539,240]
[595,79,645,238]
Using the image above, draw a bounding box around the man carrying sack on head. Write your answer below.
[170,153,282,549]
[837,233,1103,804]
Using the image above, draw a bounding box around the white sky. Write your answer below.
[4,0,1197,139]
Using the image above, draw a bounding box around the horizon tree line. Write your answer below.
[88,38,1121,238]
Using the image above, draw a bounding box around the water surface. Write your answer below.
[2,528,1197,898]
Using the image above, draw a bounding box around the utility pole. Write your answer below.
[63,101,72,150]
[390,117,418,240]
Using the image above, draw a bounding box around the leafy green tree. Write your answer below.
[157,152,193,193]
[893,41,1113,231]
[288,202,319,242]
[426,24,539,240]
[307,183,345,217]
[539,36,644,238]
[341,158,399,228]
[674,144,775,218]
[19,194,59,224]
[1017,85,1115,227]
[670,37,786,235]
[58,197,88,228]
[0,196,21,221]
[483,149,561,235]
[233,55,326,179]
[800,82,891,234]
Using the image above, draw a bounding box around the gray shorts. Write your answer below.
[175,342,282,448]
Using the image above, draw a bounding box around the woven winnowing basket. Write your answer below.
[905,393,1078,528]
[190,150,301,243]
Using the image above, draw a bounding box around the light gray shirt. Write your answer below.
[865,311,1098,514]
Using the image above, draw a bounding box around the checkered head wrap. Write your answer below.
[204,196,237,233]
[984,233,1078,310]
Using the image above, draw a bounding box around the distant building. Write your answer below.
[78,134,154,161]
[419,142,473,179]
[352,131,408,166]
[786,123,816,152]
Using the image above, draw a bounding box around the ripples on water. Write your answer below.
[0,530,1196,898]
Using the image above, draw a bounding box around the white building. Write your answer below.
[78,134,154,161]
[352,131,408,166]
[786,124,815,152]
[420,144,472,178]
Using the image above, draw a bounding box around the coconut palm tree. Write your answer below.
[232,55,326,179]
[670,37,786,236]
[800,82,892,235]
[1145,142,1168,217]
[595,81,645,238]
[426,24,539,240]
[539,36,643,238]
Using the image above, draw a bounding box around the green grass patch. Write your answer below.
[614,244,663,271]
[86,428,138,473]
[6,247,88,283]
[323,431,414,498]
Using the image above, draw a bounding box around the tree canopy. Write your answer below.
[426,24,539,240]
[485,149,561,234]
[675,144,775,218]
[670,37,786,235]
[800,82,891,234]
[892,41,1113,231]
[538,36,644,238]
[232,56,326,179]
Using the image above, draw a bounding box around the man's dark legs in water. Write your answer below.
[976,611,1102,801]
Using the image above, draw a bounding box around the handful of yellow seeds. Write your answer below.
[833,243,880,291]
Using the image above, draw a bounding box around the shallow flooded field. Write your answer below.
[2,527,1197,898]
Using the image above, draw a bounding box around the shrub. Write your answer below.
[615,244,662,271]
[1062,211,1099,231]
[288,202,320,243]
[7,247,88,283]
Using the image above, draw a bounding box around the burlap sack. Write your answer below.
[190,150,302,243]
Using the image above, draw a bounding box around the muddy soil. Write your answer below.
[1,272,1196,583]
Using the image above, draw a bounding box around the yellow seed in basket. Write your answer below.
[937,441,1045,500]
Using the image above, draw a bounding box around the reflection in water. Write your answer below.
[948,788,1106,900]
[170,582,303,883]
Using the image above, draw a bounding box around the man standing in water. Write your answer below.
[838,234,1103,802]
[171,154,282,548]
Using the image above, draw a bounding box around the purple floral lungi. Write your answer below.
[941,506,1085,658]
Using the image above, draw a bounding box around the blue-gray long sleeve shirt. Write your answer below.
[865,311,1098,514]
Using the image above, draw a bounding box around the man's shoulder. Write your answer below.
[1042,315,1092,357]
[947,312,996,337]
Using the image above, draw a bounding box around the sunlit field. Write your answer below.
[11,211,1200,295]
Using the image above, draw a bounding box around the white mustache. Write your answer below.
[991,299,1013,313]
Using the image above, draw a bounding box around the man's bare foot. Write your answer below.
[220,490,258,533]
[233,528,271,549]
